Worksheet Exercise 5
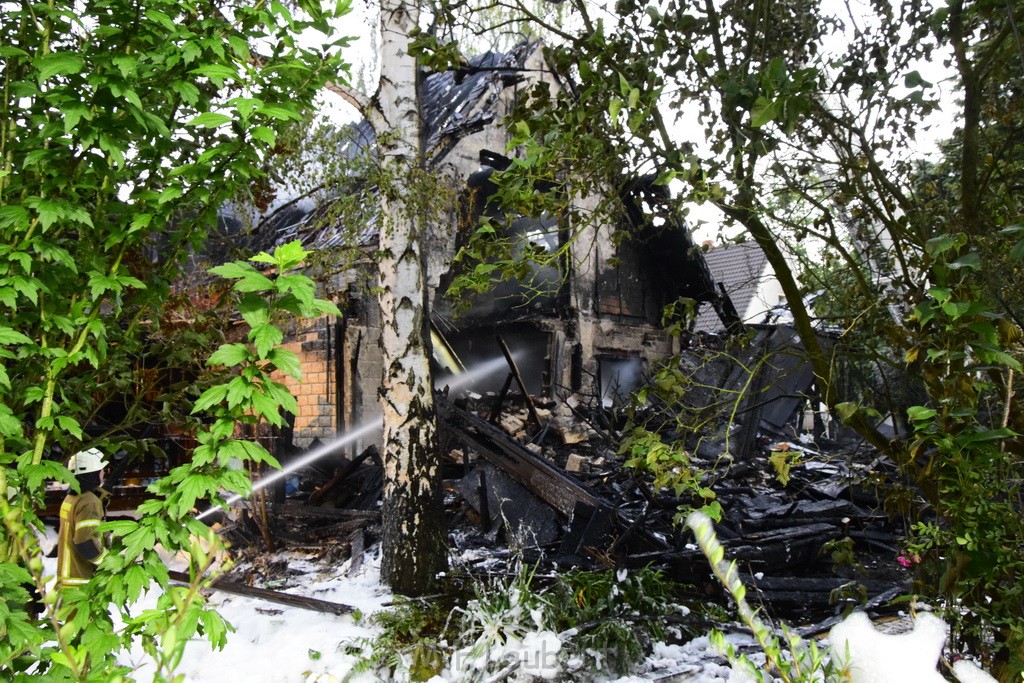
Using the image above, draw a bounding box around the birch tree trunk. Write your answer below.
[368,0,447,596]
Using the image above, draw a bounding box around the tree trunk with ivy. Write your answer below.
[368,0,447,596]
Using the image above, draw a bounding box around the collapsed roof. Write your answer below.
[206,41,742,333]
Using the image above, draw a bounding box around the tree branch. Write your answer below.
[324,80,370,114]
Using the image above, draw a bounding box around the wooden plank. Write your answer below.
[496,335,543,431]
[167,570,355,616]
[267,502,379,522]
[438,398,607,517]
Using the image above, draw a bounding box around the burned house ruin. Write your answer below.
[219,42,741,454]
[180,39,916,625]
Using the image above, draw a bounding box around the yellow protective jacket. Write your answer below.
[57,490,107,587]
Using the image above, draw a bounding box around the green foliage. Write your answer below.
[344,597,450,681]
[103,243,328,682]
[544,566,689,676]
[819,537,859,574]
[898,234,1024,674]
[687,512,850,683]
[0,0,349,671]
[349,560,691,681]
[618,329,785,522]
[619,425,720,521]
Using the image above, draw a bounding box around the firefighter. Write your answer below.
[57,448,109,588]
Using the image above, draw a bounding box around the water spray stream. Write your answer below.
[195,353,520,521]
[196,419,381,521]
[435,354,515,394]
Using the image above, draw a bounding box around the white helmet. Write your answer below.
[68,448,107,475]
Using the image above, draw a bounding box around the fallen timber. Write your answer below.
[437,396,610,519]
[167,569,355,616]
[225,382,908,623]
[436,396,860,588]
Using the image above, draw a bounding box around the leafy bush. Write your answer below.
[348,558,693,681]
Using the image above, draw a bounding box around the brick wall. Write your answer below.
[276,318,336,447]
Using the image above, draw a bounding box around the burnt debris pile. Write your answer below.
[217,331,912,628]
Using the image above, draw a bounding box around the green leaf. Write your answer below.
[907,405,937,422]
[948,252,981,270]
[750,96,779,127]
[251,323,283,358]
[192,384,229,413]
[249,390,284,425]
[270,0,294,23]
[0,46,29,58]
[63,104,91,132]
[129,213,153,233]
[238,293,270,327]
[0,404,24,436]
[144,9,177,30]
[0,326,32,345]
[23,460,72,490]
[171,80,201,104]
[234,271,275,293]
[0,287,16,309]
[269,240,308,269]
[255,104,301,121]
[55,415,83,439]
[835,402,858,421]
[608,97,623,124]
[267,348,302,378]
[198,609,231,648]
[958,428,1016,445]
[209,261,255,280]
[190,64,238,85]
[225,376,253,408]
[0,205,30,229]
[701,500,723,522]
[618,72,631,97]
[313,298,341,316]
[124,563,150,602]
[903,70,931,88]
[35,52,84,82]
[925,232,965,257]
[29,198,63,231]
[265,379,298,415]
[231,97,263,120]
[276,274,314,307]
[188,112,233,128]
[239,440,280,469]
[159,186,183,204]
[250,126,277,145]
[208,343,251,367]
[1009,239,1024,262]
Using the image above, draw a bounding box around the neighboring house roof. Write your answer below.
[693,241,774,333]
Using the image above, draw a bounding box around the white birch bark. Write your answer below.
[367,0,447,596]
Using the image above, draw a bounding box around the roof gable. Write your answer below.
[694,241,773,333]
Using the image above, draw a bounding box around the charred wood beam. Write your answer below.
[349,528,366,571]
[266,502,380,523]
[437,396,608,518]
[497,335,543,431]
[626,522,842,573]
[715,282,744,336]
[167,570,355,616]
[490,372,515,425]
[307,445,380,506]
